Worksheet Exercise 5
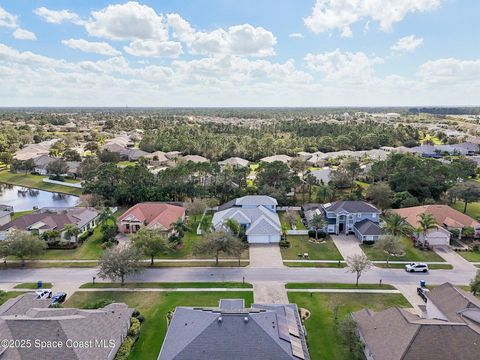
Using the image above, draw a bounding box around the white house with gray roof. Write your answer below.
[213,195,281,244]
[158,299,309,360]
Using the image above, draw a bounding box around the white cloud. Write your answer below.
[34,6,84,25]
[85,1,168,41]
[168,14,276,57]
[13,28,37,41]
[0,6,17,28]
[391,35,424,53]
[289,33,303,39]
[62,39,121,56]
[304,0,441,36]
[124,40,182,58]
[417,58,480,84]
[305,49,383,83]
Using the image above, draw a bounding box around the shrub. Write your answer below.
[82,298,113,309]
[363,240,375,245]
[317,231,327,239]
[472,241,480,252]
[136,314,145,323]
[308,230,316,238]
[279,239,290,249]
[128,317,141,337]
[114,336,135,360]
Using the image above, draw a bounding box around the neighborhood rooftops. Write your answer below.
[218,157,250,167]
[0,293,133,360]
[118,202,185,231]
[158,299,309,360]
[392,205,480,229]
[323,201,380,214]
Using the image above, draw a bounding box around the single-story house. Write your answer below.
[297,152,313,161]
[259,155,292,165]
[308,168,331,184]
[181,155,210,163]
[0,207,100,243]
[353,283,480,360]
[126,148,150,161]
[32,155,57,175]
[158,299,310,360]
[304,201,385,243]
[213,195,281,244]
[0,292,133,360]
[0,210,11,226]
[14,139,58,161]
[218,157,250,168]
[145,151,169,165]
[393,205,480,246]
[165,151,182,159]
[118,202,186,235]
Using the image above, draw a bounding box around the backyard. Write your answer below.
[279,210,307,230]
[360,236,445,262]
[451,200,480,220]
[287,292,410,360]
[64,290,254,360]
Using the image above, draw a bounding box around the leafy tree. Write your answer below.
[338,316,364,358]
[470,270,480,296]
[101,222,118,243]
[374,236,405,267]
[316,183,333,203]
[449,157,477,180]
[257,161,296,194]
[330,165,353,189]
[283,210,297,228]
[304,173,319,202]
[346,254,372,286]
[41,230,62,246]
[366,183,393,211]
[11,159,35,174]
[97,245,143,285]
[63,149,81,162]
[223,218,243,238]
[0,230,46,265]
[85,141,100,154]
[416,213,437,245]
[310,213,327,241]
[46,159,68,177]
[193,231,245,265]
[449,181,480,213]
[184,198,208,221]
[384,212,413,237]
[290,157,308,178]
[0,152,13,166]
[63,224,82,242]
[171,218,190,242]
[77,158,101,178]
[98,150,121,163]
[391,191,419,208]
[131,227,171,265]
[98,207,114,223]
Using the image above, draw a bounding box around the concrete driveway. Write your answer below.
[253,282,288,304]
[331,234,365,259]
[248,244,284,268]
[434,246,477,272]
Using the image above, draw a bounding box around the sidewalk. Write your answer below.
[253,282,288,304]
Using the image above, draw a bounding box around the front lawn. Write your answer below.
[457,251,480,262]
[65,290,254,360]
[0,170,82,195]
[361,236,445,262]
[288,292,410,360]
[281,236,343,261]
[286,283,395,290]
[80,282,252,289]
[0,291,25,305]
[13,282,53,289]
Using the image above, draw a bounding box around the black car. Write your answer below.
[417,287,430,302]
[50,292,67,306]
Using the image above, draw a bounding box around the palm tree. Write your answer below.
[224,218,241,237]
[304,173,319,202]
[98,208,114,224]
[310,213,327,241]
[384,213,413,237]
[171,218,191,242]
[63,224,82,242]
[316,183,333,203]
[416,213,437,246]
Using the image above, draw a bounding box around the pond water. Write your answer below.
[0,184,79,212]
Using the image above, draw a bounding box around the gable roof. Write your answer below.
[158,300,309,360]
[181,155,210,163]
[118,202,185,230]
[323,201,380,214]
[236,195,278,207]
[392,205,480,229]
[218,157,250,167]
[354,219,385,236]
[259,155,292,164]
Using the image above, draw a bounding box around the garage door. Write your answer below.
[248,235,280,244]
[426,232,449,246]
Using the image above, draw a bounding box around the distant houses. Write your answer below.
[218,157,250,168]
[213,195,281,244]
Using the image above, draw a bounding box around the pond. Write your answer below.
[0,184,79,212]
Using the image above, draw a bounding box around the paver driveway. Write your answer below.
[331,234,365,259]
[248,244,284,268]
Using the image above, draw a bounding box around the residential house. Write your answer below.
[0,207,100,243]
[0,210,11,226]
[0,292,133,360]
[32,155,57,175]
[126,148,150,161]
[181,155,210,163]
[260,154,292,165]
[158,299,310,360]
[218,157,250,168]
[14,139,58,161]
[165,151,182,159]
[308,168,331,184]
[297,152,313,161]
[392,205,480,246]
[145,151,169,165]
[118,202,186,235]
[213,195,281,244]
[353,283,480,360]
[304,201,384,243]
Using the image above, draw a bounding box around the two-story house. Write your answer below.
[212,195,281,244]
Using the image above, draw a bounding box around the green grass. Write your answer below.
[288,292,409,360]
[0,291,24,305]
[13,282,53,289]
[65,290,254,360]
[281,236,343,260]
[284,262,346,268]
[117,161,137,167]
[0,170,82,195]
[11,210,34,220]
[80,282,252,289]
[374,263,453,269]
[451,201,480,220]
[286,283,395,290]
[361,236,445,262]
[279,211,307,230]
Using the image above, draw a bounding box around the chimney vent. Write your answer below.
[218,316,223,323]
[244,316,249,323]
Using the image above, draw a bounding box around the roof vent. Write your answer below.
[244,316,249,323]
[218,316,223,323]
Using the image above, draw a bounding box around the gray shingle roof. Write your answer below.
[354,219,385,236]
[323,201,380,214]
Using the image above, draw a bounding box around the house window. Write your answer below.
[372,214,377,218]
[357,214,361,219]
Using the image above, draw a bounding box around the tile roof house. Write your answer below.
[218,157,250,168]
[393,205,480,246]
[0,293,133,360]
[304,201,385,243]
[259,155,293,165]
[181,154,210,163]
[118,202,186,234]
[14,139,58,161]
[158,299,310,360]
[145,151,169,165]
[213,195,281,244]
[352,283,480,360]
[0,207,99,243]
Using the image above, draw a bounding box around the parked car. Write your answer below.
[35,289,52,299]
[417,287,430,302]
[50,292,67,306]
[405,263,429,273]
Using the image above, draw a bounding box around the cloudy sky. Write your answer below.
[0,0,478,107]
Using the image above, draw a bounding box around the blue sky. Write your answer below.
[0,0,479,106]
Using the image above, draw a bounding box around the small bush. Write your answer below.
[128,317,141,337]
[279,239,290,249]
[136,314,145,323]
[308,230,316,238]
[114,336,135,360]
[363,240,375,245]
[317,231,327,239]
